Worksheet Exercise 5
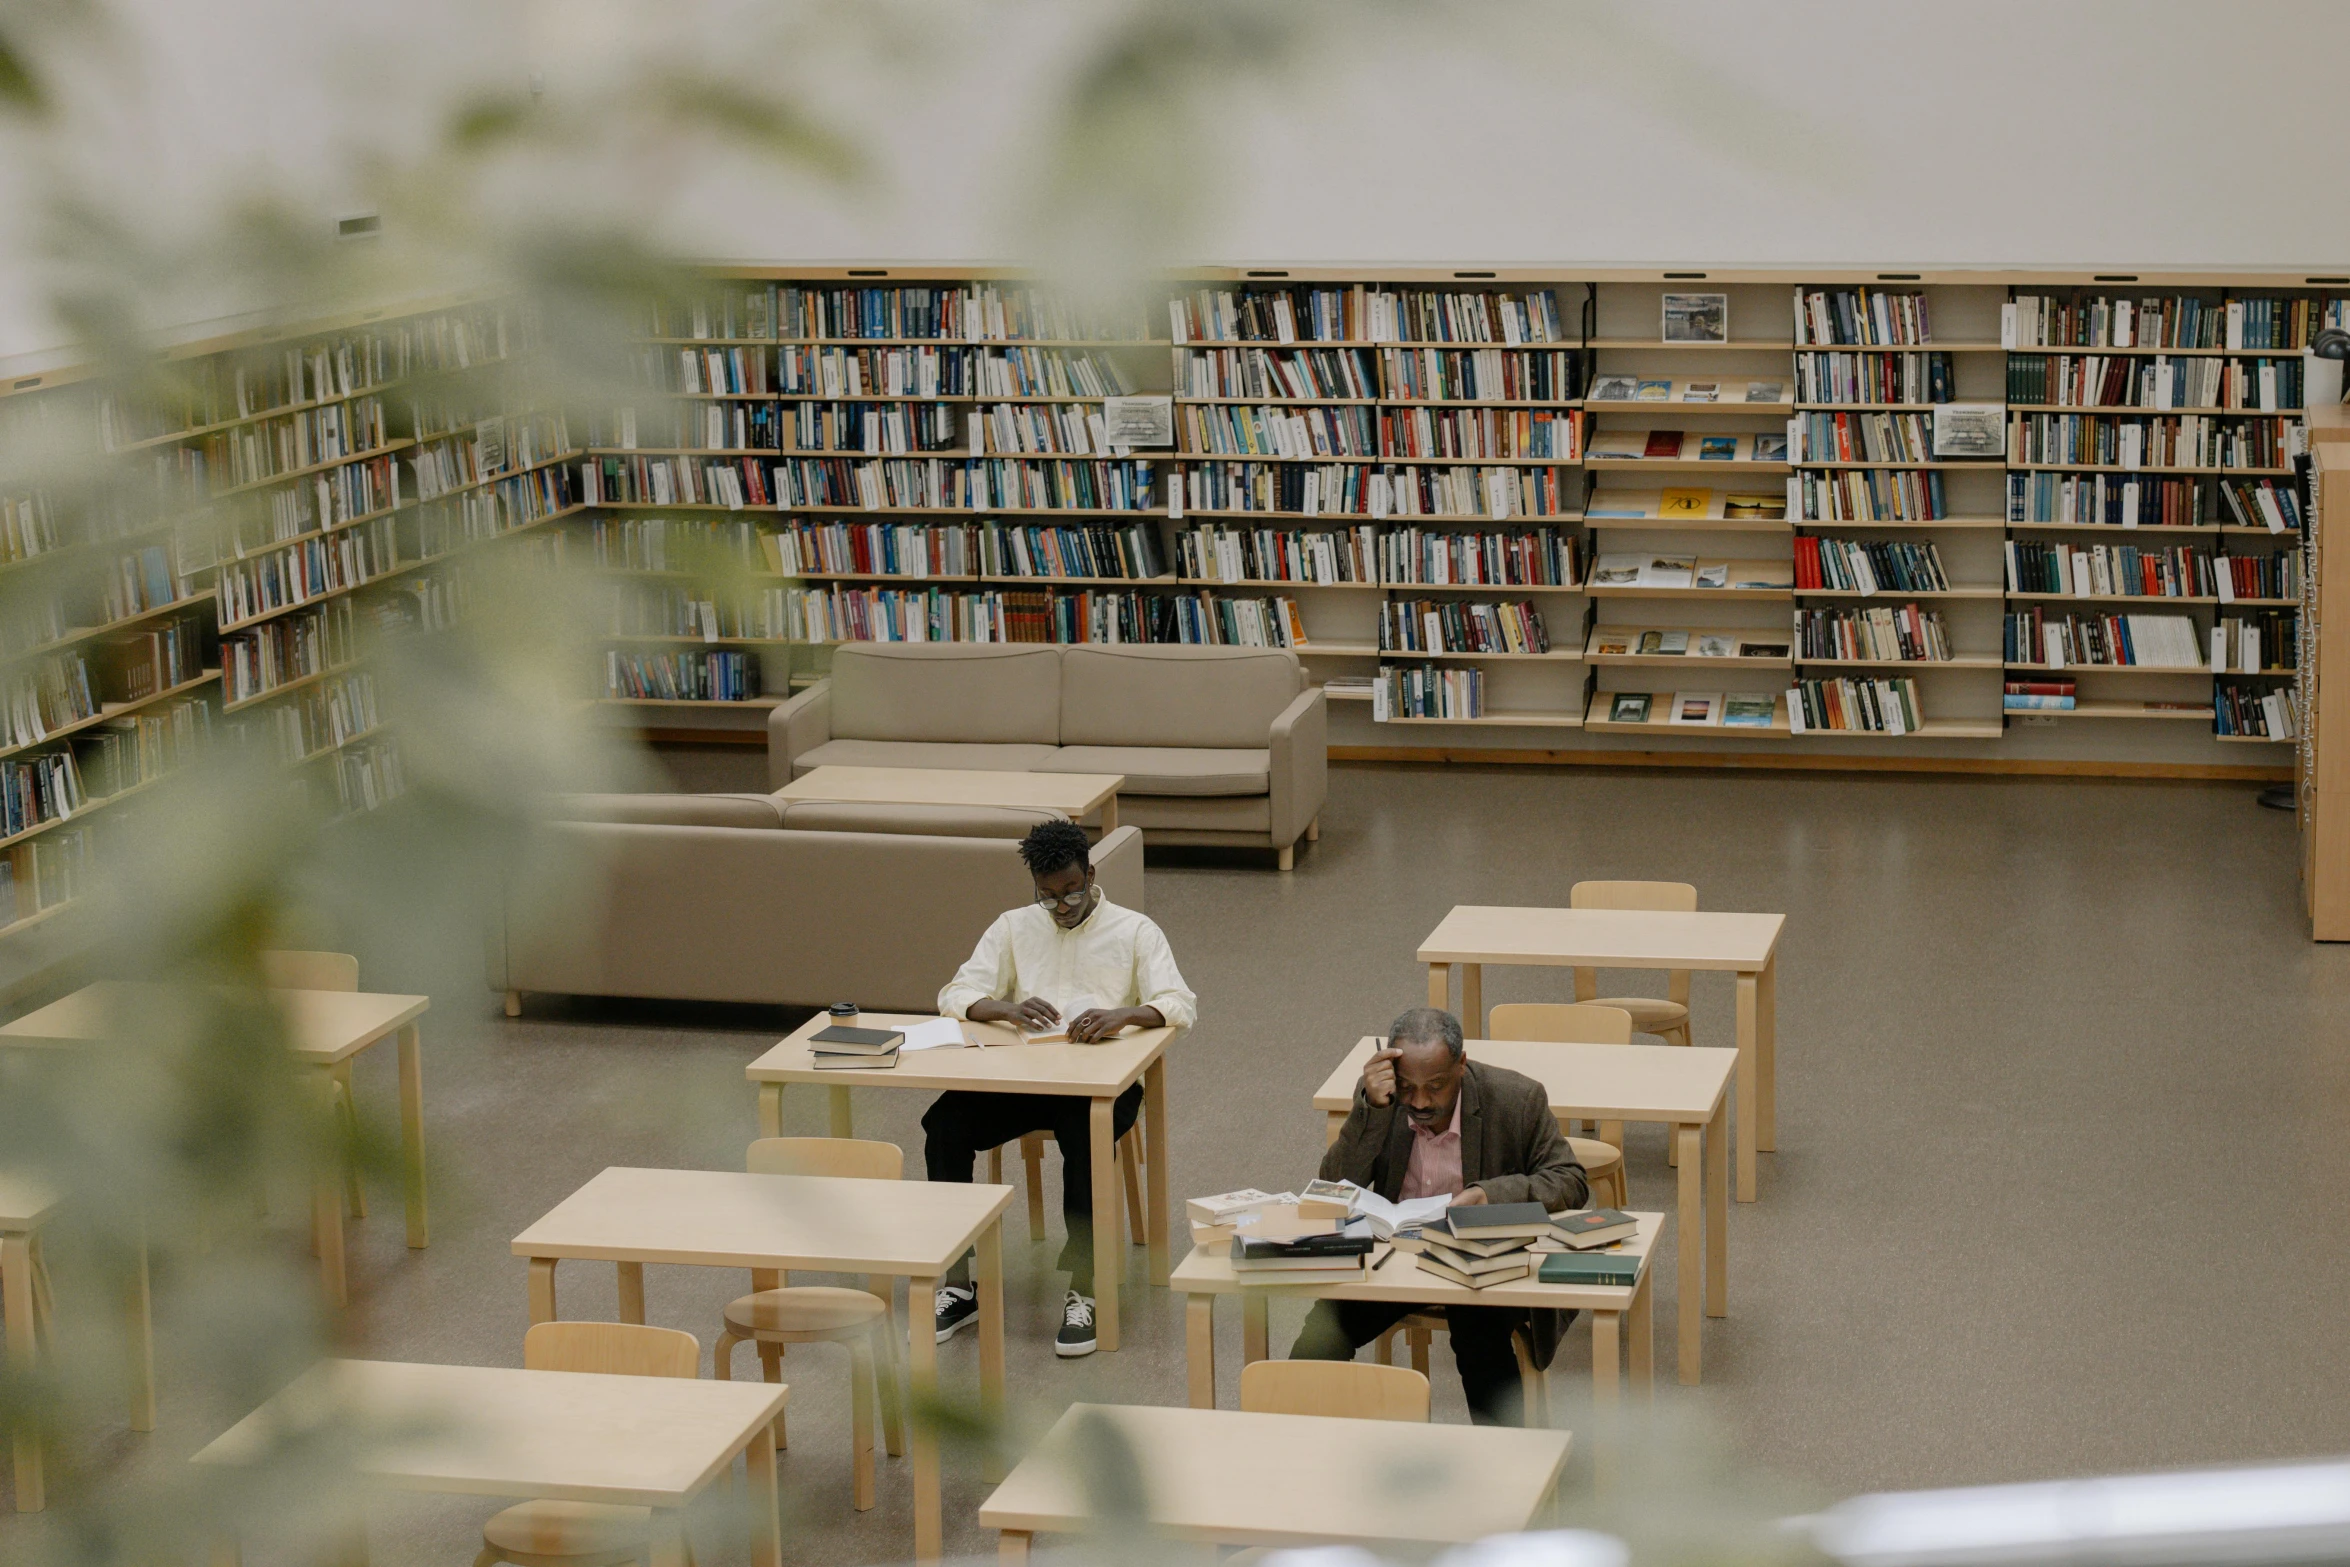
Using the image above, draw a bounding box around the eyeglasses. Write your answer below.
[1035,886,1096,912]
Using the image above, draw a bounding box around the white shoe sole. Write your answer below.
[935,1310,979,1344]
[1054,1336,1097,1358]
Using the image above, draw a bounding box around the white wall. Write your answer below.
[3,0,2347,362]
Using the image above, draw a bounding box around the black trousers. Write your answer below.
[1291,1298,1567,1426]
[922,1084,1143,1292]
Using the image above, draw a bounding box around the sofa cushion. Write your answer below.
[830,644,1063,745]
[1060,646,1302,749]
[1041,746,1270,797]
[779,801,1068,839]
[1115,794,1273,833]
[546,792,784,829]
[793,739,1063,775]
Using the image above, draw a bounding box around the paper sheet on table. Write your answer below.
[897,1018,973,1051]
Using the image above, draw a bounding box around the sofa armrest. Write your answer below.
[1090,824,1146,913]
[766,680,832,789]
[1267,686,1328,849]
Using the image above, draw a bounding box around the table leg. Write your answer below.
[1705,1101,1728,1320]
[1629,1268,1654,1400]
[1089,1096,1120,1352]
[829,1085,855,1139]
[127,1235,155,1432]
[396,1024,427,1248]
[1099,796,1118,833]
[865,1275,905,1459]
[1675,1123,1702,1386]
[313,1154,347,1309]
[1426,961,1449,1010]
[745,1423,782,1567]
[5,1233,41,1512]
[1460,964,1482,1037]
[1000,1530,1033,1565]
[1325,1111,1344,1148]
[907,1271,942,1564]
[1242,1292,1269,1365]
[527,1257,558,1324]
[647,1511,689,1567]
[1144,1058,1171,1287]
[1184,1295,1216,1408]
[1757,952,1778,1153]
[976,1221,1006,1482]
[617,1262,646,1325]
[757,1083,782,1138]
[1591,1309,1620,1411]
[1735,971,1759,1202]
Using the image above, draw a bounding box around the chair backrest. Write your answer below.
[1240,1360,1430,1422]
[1569,880,1698,913]
[746,1136,903,1181]
[523,1321,700,1379]
[258,949,359,991]
[1487,1003,1634,1046]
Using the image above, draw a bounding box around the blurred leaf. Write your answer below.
[0,30,42,113]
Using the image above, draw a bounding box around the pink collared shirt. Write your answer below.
[1399,1095,1466,1200]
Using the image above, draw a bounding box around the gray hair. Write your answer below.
[1389,1006,1464,1061]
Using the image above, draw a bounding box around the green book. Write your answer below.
[1536,1251,1641,1288]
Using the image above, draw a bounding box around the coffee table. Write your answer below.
[777,764,1125,831]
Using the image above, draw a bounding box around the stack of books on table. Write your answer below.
[1536,1208,1644,1287]
[1414,1202,1555,1288]
[1230,1225,1375,1285]
[809,1024,902,1070]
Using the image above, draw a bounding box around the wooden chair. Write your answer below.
[715,1137,907,1511]
[985,1122,1150,1248]
[1369,1318,1557,1427]
[1486,1003,1633,1207]
[259,949,367,1225]
[475,1322,701,1567]
[1241,1360,1429,1421]
[1568,881,1698,1051]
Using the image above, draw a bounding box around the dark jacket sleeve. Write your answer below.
[1469,1064,1588,1211]
[1319,1084,1398,1195]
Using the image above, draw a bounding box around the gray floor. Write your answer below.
[14,756,2350,1561]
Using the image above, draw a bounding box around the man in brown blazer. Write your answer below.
[1289,1006,1587,1424]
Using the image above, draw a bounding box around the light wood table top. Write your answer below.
[1418,905,1785,971]
[0,980,429,1065]
[1314,1037,1734,1122]
[748,1010,1178,1096]
[778,766,1123,819]
[510,1166,1012,1274]
[1171,1210,1660,1312]
[0,1176,59,1232]
[192,1358,786,1507]
[979,1402,1570,1549]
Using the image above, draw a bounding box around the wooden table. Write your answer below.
[981,1402,1571,1560]
[777,764,1126,832]
[0,982,430,1307]
[510,1165,1011,1565]
[747,1010,1177,1355]
[191,1358,786,1567]
[1313,1036,1731,1384]
[1171,1211,1660,1413]
[1418,904,1783,1202]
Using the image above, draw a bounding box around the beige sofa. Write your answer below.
[489,794,1144,1011]
[766,644,1328,867]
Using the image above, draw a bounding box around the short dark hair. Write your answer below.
[1389,1007,1464,1061]
[1018,819,1092,879]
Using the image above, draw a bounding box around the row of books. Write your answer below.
[1789,676,1922,733]
[651,345,769,397]
[2008,413,2294,470]
[237,671,377,765]
[1171,460,1576,520]
[1371,664,1485,720]
[1179,346,1375,401]
[1382,406,1578,462]
[2002,293,2327,351]
[777,285,1144,343]
[1170,523,1581,587]
[0,748,87,838]
[1587,431,1785,463]
[203,395,388,493]
[604,649,762,702]
[2221,478,2306,533]
[1792,411,1934,465]
[0,597,66,659]
[1169,286,1569,346]
[602,585,790,642]
[641,287,775,342]
[2216,683,2299,739]
[775,344,1133,400]
[1794,468,1947,522]
[1584,486,1785,520]
[99,330,407,450]
[766,584,1324,649]
[1792,536,1950,593]
[99,544,184,625]
[2004,472,2201,528]
[323,737,407,818]
[97,618,205,703]
[1588,377,1784,404]
[2002,678,2076,710]
[2005,353,2302,411]
[1793,287,1935,347]
[1604,691,1776,727]
[3,653,100,750]
[580,454,1161,514]
[221,600,357,705]
[1795,603,1951,662]
[1791,351,1954,406]
[2002,610,2203,669]
[216,517,396,625]
[2003,540,2298,600]
[410,413,574,501]
[1376,599,1551,655]
[407,464,578,560]
[1588,630,1789,660]
[76,696,208,796]
[1378,348,1580,404]
[0,826,90,924]
[0,493,61,567]
[982,522,1169,581]
[973,402,1128,458]
[2215,611,2296,674]
[1590,554,1792,591]
[1182,402,1375,459]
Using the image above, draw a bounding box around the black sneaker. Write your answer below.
[1055,1289,1097,1358]
[934,1284,978,1343]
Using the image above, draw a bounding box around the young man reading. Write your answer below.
[1290,1006,1587,1424]
[926,819,1197,1357]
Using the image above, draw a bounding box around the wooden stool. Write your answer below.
[1487,1003,1636,1181]
[1569,881,1698,1051]
[1567,1136,1627,1209]
[1241,1359,1428,1421]
[476,1323,700,1567]
[714,1137,906,1512]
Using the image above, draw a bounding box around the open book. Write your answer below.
[1311,1179,1454,1241]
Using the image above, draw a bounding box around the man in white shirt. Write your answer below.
[927,819,1197,1358]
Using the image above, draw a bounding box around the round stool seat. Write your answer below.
[483,1499,650,1557]
[1566,1136,1623,1175]
[724,1285,887,1337]
[1591,996,1689,1034]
